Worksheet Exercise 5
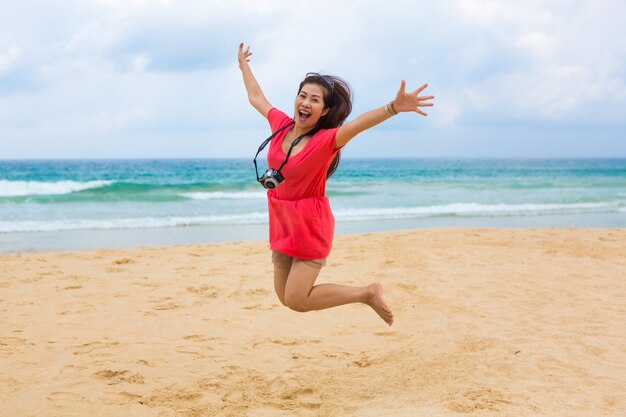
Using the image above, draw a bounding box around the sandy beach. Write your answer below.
[1,228,625,417]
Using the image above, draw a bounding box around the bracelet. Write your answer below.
[384,101,398,116]
[389,100,398,115]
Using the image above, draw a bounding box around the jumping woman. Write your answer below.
[238,43,434,326]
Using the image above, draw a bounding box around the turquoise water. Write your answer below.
[1,159,625,251]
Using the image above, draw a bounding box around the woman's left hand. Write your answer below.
[393,81,434,116]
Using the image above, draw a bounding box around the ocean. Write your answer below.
[1,158,625,252]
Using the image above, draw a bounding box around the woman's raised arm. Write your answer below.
[335,80,434,149]
[238,43,273,118]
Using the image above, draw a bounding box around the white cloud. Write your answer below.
[515,32,558,59]
[131,54,152,73]
[94,109,149,130]
[0,47,21,73]
[0,0,625,158]
[425,0,626,125]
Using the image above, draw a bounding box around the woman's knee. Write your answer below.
[283,293,309,312]
[282,261,319,312]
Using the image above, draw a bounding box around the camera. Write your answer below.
[253,123,313,190]
[258,168,285,189]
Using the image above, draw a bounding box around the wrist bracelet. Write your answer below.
[389,100,398,115]
[385,101,398,116]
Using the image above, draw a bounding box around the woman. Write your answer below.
[238,43,434,326]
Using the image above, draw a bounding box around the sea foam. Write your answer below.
[1,202,620,233]
[0,213,268,233]
[0,180,114,197]
[334,202,618,221]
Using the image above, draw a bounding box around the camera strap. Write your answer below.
[276,128,315,172]
[253,124,292,181]
[253,122,314,181]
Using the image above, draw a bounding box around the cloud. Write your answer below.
[445,0,626,125]
[98,5,272,73]
[0,46,21,73]
[340,1,626,127]
[93,109,149,131]
[1,0,625,159]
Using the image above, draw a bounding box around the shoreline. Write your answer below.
[1,228,625,416]
[3,210,626,253]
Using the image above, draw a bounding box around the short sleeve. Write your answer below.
[268,108,293,134]
[317,128,341,156]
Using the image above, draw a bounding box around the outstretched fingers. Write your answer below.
[415,87,434,115]
[412,84,433,99]
[418,97,435,106]
[238,42,252,63]
[416,99,434,116]
[416,96,434,116]
[394,80,435,115]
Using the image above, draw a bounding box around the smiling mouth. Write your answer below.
[298,110,311,121]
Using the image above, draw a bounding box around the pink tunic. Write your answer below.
[266,108,341,259]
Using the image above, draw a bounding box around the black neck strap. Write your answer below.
[253,122,315,180]
[277,128,315,171]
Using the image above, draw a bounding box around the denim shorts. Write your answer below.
[271,250,327,270]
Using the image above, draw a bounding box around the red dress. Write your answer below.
[266,108,341,259]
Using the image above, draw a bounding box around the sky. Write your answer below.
[1,0,625,159]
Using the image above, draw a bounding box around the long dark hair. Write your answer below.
[298,74,353,179]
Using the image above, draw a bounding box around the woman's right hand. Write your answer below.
[238,43,252,68]
[237,42,272,118]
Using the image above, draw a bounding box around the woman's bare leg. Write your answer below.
[283,262,393,325]
[273,264,291,306]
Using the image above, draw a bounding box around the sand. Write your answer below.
[1,228,625,417]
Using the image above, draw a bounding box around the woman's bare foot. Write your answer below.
[365,283,394,325]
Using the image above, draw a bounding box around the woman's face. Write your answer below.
[294,83,329,130]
